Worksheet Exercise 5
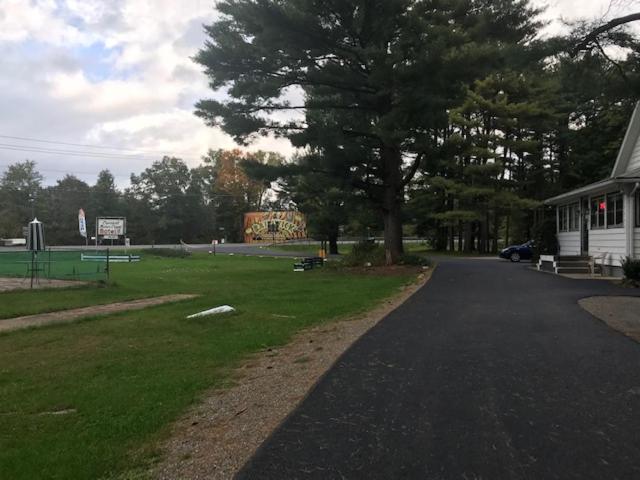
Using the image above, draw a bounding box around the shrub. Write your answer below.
[141,247,191,258]
[341,242,432,268]
[622,257,640,281]
[341,241,386,267]
[400,254,432,267]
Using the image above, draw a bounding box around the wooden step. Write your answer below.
[556,261,591,268]
[557,256,591,261]
[556,267,592,274]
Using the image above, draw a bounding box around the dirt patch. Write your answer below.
[153,268,433,480]
[0,277,87,292]
[0,294,198,333]
[580,296,640,342]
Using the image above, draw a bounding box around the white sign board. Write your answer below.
[97,218,126,239]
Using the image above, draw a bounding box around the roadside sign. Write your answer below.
[97,218,126,237]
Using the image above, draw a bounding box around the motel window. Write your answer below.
[558,204,579,232]
[569,203,580,231]
[591,196,606,229]
[606,192,624,228]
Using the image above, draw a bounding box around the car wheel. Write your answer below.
[510,252,521,263]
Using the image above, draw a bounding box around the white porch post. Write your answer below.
[624,185,635,258]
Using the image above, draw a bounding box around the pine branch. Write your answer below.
[571,12,640,56]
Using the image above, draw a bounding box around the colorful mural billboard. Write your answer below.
[244,211,307,244]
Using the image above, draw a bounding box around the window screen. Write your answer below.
[606,192,623,228]
[591,196,605,229]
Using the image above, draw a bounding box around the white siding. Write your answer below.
[627,133,640,173]
[589,228,627,266]
[634,228,640,259]
[557,232,580,256]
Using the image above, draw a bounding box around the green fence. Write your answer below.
[0,250,109,282]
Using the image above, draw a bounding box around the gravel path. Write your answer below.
[0,294,198,333]
[580,296,640,342]
[0,277,87,292]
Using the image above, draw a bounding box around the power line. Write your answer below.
[0,161,133,178]
[0,144,161,162]
[0,133,205,158]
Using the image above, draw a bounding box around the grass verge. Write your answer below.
[0,254,413,480]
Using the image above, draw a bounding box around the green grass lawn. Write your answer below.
[0,254,413,480]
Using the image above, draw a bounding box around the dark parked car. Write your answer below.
[499,241,534,262]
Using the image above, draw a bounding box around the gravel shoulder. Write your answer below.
[579,295,640,342]
[153,268,432,480]
[0,277,87,292]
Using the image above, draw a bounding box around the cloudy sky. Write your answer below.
[0,0,638,186]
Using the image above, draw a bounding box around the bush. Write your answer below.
[341,242,432,268]
[341,241,386,267]
[531,212,558,258]
[141,247,191,258]
[400,254,432,267]
[622,257,640,281]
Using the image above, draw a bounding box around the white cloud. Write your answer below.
[0,0,92,45]
[0,0,293,187]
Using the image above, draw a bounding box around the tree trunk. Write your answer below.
[381,146,405,265]
[492,209,500,253]
[479,216,488,254]
[464,222,474,253]
[449,225,456,252]
[505,212,510,248]
[382,204,403,264]
[435,224,447,251]
[328,232,339,255]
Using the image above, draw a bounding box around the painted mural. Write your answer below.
[244,211,307,244]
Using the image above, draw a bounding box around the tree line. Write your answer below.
[0,150,286,245]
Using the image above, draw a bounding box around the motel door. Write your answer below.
[581,197,589,256]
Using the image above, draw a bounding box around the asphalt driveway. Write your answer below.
[237,259,640,480]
